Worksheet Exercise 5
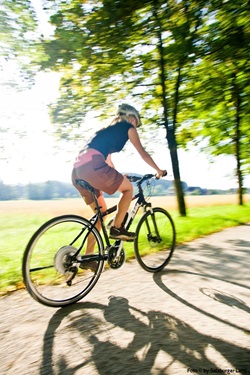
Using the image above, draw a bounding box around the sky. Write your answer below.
[0,2,249,190]
[0,69,248,190]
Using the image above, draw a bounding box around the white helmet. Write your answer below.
[116,103,141,126]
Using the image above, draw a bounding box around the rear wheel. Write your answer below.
[22,215,105,307]
[134,207,175,272]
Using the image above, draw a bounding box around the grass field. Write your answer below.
[1,195,250,295]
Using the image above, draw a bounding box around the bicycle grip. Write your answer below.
[162,170,168,177]
[155,170,167,179]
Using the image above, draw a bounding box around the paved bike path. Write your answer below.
[0,224,250,375]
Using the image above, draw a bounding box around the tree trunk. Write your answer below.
[233,74,243,205]
[235,105,243,206]
[171,65,187,216]
[167,128,187,216]
[153,0,187,216]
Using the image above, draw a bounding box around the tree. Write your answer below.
[0,0,39,88]
[150,0,205,215]
[1,1,248,208]
[41,0,210,216]
[177,0,250,205]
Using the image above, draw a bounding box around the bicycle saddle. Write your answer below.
[75,179,95,193]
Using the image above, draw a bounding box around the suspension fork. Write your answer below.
[144,204,161,240]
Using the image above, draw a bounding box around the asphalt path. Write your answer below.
[1,224,250,375]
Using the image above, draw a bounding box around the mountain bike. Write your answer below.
[22,174,176,307]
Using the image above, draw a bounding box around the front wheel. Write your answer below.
[22,215,105,307]
[134,207,176,272]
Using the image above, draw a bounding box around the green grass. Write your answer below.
[173,204,250,244]
[0,203,250,295]
[0,213,51,294]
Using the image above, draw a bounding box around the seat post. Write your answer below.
[95,194,111,245]
[75,179,111,244]
[92,192,102,214]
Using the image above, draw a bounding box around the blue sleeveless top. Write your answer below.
[88,121,133,159]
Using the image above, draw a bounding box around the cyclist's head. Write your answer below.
[116,103,141,127]
[108,295,129,309]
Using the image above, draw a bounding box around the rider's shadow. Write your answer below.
[39,296,250,375]
[90,296,249,374]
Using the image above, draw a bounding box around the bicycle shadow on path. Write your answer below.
[153,268,250,334]
[173,236,250,279]
[38,225,250,374]
[40,294,250,375]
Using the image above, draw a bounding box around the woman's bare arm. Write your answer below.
[128,127,167,177]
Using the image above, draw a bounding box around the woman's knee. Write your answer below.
[118,177,133,194]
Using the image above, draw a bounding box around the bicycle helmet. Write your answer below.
[116,103,141,126]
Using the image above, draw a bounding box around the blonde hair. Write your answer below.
[110,114,130,125]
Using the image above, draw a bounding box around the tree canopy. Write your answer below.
[1,0,249,207]
[40,0,213,214]
[177,0,250,203]
[0,0,40,88]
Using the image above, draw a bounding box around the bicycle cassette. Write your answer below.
[54,245,78,274]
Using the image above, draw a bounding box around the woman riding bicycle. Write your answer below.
[72,103,167,243]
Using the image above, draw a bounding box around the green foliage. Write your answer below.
[176,0,250,182]
[1,0,249,210]
[40,0,209,215]
[41,0,206,130]
[0,178,177,200]
[0,180,78,200]
[0,0,40,87]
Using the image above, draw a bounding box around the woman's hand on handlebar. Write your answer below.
[156,169,167,179]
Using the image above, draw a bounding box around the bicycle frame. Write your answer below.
[86,176,153,257]
[72,174,157,264]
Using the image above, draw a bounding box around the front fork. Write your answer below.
[144,206,161,242]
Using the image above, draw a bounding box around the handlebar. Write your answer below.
[127,173,156,185]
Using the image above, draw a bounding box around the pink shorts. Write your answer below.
[72,149,124,205]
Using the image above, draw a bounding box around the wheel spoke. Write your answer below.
[22,215,104,307]
[134,208,175,272]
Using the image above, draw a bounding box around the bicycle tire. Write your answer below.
[22,215,105,307]
[134,207,176,272]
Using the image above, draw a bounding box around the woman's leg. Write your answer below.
[85,194,107,254]
[113,176,133,228]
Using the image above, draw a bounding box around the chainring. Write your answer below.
[108,248,126,269]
